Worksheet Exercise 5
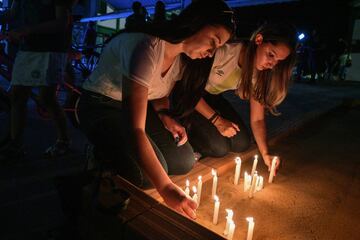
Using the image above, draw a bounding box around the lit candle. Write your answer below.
[212,195,220,225]
[251,155,258,178]
[244,171,251,192]
[227,220,236,240]
[268,156,277,183]
[211,169,218,198]
[185,179,190,197]
[246,217,255,240]
[197,176,202,205]
[256,176,264,192]
[192,186,198,205]
[223,209,233,235]
[234,157,242,185]
[248,172,258,198]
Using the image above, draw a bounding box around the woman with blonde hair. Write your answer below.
[185,22,297,174]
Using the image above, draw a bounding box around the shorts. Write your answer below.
[11,51,67,86]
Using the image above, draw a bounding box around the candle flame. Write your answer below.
[226,209,233,215]
[254,155,258,160]
[235,156,241,163]
[246,217,254,222]
[192,186,197,193]
[198,175,202,181]
[186,179,189,187]
[212,168,217,176]
[214,195,219,202]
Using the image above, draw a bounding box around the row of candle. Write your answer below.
[183,155,277,239]
[185,155,278,206]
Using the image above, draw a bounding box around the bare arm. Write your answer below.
[125,82,171,190]
[124,79,196,218]
[250,97,280,172]
[195,97,239,137]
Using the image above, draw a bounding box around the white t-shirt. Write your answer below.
[83,32,183,101]
[205,43,242,95]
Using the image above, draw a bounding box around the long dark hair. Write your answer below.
[164,0,235,118]
[105,0,235,118]
[237,22,297,115]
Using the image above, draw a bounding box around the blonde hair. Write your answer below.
[236,23,297,115]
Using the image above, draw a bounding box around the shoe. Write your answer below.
[194,152,202,161]
[44,139,71,158]
[93,175,130,216]
[0,140,25,163]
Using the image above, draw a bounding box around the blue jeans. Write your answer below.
[77,90,195,189]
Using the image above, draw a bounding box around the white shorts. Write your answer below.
[11,51,67,86]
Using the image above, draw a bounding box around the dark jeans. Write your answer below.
[77,90,195,189]
[188,92,251,158]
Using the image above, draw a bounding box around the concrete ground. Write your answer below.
[0,78,360,239]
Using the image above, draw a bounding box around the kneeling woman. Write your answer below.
[188,23,297,174]
[77,0,234,218]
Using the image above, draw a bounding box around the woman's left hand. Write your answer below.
[160,115,188,146]
[262,153,281,175]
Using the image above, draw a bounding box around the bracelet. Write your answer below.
[209,111,221,124]
[208,112,219,123]
[212,115,220,124]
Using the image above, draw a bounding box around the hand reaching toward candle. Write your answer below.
[158,182,197,219]
[263,154,281,175]
[213,116,240,138]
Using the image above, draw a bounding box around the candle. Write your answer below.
[197,176,202,205]
[223,209,233,235]
[185,179,190,197]
[268,156,277,183]
[251,155,258,178]
[211,169,218,198]
[212,195,220,225]
[227,220,236,240]
[192,186,198,205]
[246,217,255,240]
[256,176,264,192]
[234,157,242,185]
[244,171,251,192]
[248,172,258,198]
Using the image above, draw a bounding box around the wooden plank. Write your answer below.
[125,201,226,240]
[111,176,160,221]
[144,161,213,202]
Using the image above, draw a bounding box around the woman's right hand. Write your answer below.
[158,182,197,219]
[159,114,188,146]
[213,116,240,138]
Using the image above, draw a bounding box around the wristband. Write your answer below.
[208,112,219,123]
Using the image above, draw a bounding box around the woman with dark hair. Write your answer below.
[186,22,297,174]
[77,0,235,218]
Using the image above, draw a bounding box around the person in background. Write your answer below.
[0,0,75,161]
[179,22,297,175]
[77,0,235,218]
[152,0,167,26]
[125,1,147,31]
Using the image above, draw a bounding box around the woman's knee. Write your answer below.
[207,138,230,157]
[167,143,195,175]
